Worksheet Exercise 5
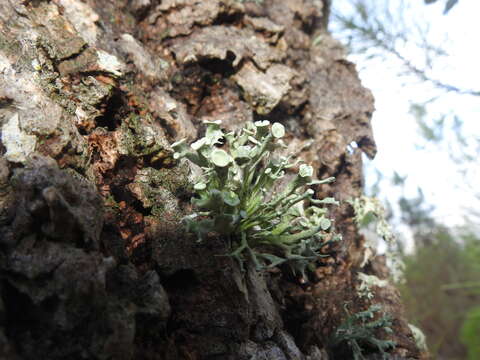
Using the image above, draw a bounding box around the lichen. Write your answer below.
[408,324,428,352]
[357,272,388,300]
[1,113,37,163]
[119,114,170,159]
[331,304,396,360]
[233,63,296,115]
[172,120,340,275]
[96,49,125,77]
[349,196,404,283]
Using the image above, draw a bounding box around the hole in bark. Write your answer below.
[2,280,37,339]
[198,51,236,77]
[357,136,376,155]
[295,12,317,35]
[128,3,154,22]
[0,96,13,109]
[95,90,128,131]
[170,65,209,114]
[110,180,148,218]
[253,103,307,137]
[163,269,199,290]
[212,11,244,26]
[282,300,312,350]
[131,240,152,266]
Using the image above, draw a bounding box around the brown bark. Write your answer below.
[0,0,424,359]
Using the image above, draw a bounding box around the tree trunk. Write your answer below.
[0,0,424,359]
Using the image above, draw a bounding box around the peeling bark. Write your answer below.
[0,0,426,359]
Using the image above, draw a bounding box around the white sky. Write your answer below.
[331,0,480,233]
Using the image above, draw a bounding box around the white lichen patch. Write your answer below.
[1,113,37,163]
[349,196,405,282]
[349,196,394,243]
[0,54,13,74]
[58,0,100,46]
[408,324,428,351]
[357,272,388,300]
[96,50,125,77]
[0,55,62,135]
[233,63,295,115]
[118,34,167,79]
[360,244,375,268]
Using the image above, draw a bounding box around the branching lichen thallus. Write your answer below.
[172,120,341,276]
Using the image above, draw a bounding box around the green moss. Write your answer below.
[141,166,191,196]
[120,114,169,158]
[129,166,191,224]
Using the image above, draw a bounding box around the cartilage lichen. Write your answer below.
[331,304,396,360]
[349,196,405,283]
[172,120,340,275]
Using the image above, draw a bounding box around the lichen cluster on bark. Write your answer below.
[0,0,425,359]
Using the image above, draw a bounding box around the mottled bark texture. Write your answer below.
[0,0,423,359]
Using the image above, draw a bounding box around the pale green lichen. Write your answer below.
[349,196,394,244]
[172,120,340,275]
[331,304,396,360]
[349,196,404,283]
[408,324,428,352]
[357,272,389,300]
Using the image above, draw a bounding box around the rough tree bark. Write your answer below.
[0,0,426,359]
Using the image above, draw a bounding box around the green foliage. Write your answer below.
[424,0,459,14]
[398,189,435,231]
[410,102,445,143]
[172,120,339,275]
[461,306,480,360]
[331,304,396,360]
[399,227,480,358]
[332,0,479,96]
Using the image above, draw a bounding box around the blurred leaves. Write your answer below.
[398,189,435,233]
[333,0,479,96]
[424,0,460,14]
[461,306,480,360]
[409,102,445,143]
[396,189,480,358]
[391,172,406,186]
[399,226,480,358]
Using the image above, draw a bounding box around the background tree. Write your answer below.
[331,1,480,358]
